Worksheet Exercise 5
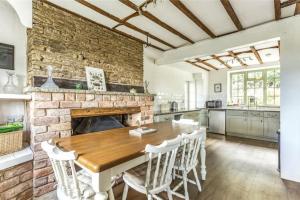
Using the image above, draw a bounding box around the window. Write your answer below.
[229,68,280,106]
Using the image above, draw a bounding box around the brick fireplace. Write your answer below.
[26,87,154,197]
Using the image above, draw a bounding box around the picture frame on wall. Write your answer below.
[214,83,222,93]
[85,67,107,92]
[0,43,14,70]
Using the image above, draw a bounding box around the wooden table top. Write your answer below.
[56,122,195,173]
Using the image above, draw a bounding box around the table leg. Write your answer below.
[200,132,206,180]
[92,171,111,200]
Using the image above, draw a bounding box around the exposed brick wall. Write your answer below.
[0,161,33,200]
[28,91,154,197]
[27,0,144,87]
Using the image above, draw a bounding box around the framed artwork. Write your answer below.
[85,67,107,91]
[0,43,14,70]
[214,83,222,93]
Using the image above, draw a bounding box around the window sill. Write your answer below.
[0,147,33,170]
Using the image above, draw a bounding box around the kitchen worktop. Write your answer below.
[154,108,204,116]
[208,106,280,112]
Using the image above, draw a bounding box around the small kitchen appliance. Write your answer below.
[206,100,222,108]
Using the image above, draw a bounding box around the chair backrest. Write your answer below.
[179,128,205,171]
[144,135,182,192]
[41,140,81,199]
[172,119,199,126]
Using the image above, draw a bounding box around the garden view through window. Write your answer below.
[230,67,280,106]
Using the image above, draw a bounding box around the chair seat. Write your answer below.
[57,170,95,200]
[123,161,169,194]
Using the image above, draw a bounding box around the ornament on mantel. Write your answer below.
[144,80,150,94]
[41,65,59,89]
[3,71,19,94]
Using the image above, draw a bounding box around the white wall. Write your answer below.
[280,22,300,182]
[144,55,208,110]
[0,1,27,123]
[0,0,27,92]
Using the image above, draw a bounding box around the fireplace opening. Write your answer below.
[72,114,128,135]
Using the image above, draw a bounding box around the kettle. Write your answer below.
[170,101,178,112]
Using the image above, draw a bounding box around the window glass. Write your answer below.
[230,68,280,106]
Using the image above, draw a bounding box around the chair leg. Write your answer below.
[108,187,115,200]
[183,171,189,200]
[122,183,128,200]
[167,187,173,200]
[147,194,153,200]
[193,168,202,192]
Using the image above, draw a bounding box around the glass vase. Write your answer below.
[3,72,18,94]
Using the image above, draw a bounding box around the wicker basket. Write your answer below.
[0,130,23,156]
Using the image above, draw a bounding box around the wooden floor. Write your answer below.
[113,134,300,200]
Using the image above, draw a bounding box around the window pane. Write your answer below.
[232,89,238,96]
[275,97,280,105]
[275,88,280,96]
[275,79,280,88]
[267,80,274,88]
[267,88,275,96]
[275,69,280,78]
[267,96,274,105]
[247,81,254,89]
[267,70,275,79]
[247,89,254,96]
[248,72,255,79]
[255,80,263,88]
[255,72,263,79]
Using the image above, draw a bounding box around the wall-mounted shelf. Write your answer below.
[0,94,31,101]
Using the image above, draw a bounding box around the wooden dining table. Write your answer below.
[56,121,207,200]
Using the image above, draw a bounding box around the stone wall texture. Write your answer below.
[0,161,33,200]
[27,0,144,87]
[28,91,154,197]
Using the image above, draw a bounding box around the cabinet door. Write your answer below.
[226,116,248,135]
[248,117,264,137]
[263,118,280,139]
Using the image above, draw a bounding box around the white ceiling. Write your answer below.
[188,39,280,70]
[48,0,298,51]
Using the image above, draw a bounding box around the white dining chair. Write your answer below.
[41,140,115,200]
[172,128,205,200]
[122,135,182,200]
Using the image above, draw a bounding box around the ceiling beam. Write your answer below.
[250,46,263,64]
[185,61,210,71]
[76,0,176,49]
[113,12,139,29]
[44,0,164,51]
[211,55,232,69]
[228,51,247,67]
[196,58,219,70]
[119,0,194,44]
[274,0,281,20]
[220,0,243,31]
[281,0,300,8]
[295,3,300,15]
[170,0,216,38]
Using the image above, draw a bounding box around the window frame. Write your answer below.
[229,67,280,106]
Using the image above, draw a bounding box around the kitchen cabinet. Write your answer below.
[263,112,280,139]
[226,116,248,135]
[226,110,279,141]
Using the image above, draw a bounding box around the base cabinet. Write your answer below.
[263,118,280,139]
[226,110,279,141]
[226,116,248,135]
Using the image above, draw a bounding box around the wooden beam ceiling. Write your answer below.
[196,58,219,70]
[170,0,216,38]
[295,3,300,15]
[44,0,164,51]
[211,55,232,69]
[76,0,175,49]
[220,0,243,31]
[113,12,139,29]
[228,51,247,67]
[119,0,194,44]
[185,61,210,71]
[274,0,281,20]
[250,46,263,64]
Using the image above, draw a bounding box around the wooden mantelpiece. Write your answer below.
[71,107,141,118]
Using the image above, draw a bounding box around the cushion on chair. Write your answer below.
[123,159,170,193]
